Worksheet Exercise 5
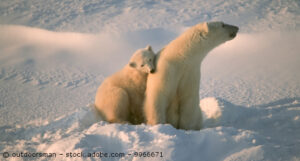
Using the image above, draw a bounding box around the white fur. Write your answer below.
[144,22,238,130]
[94,46,156,124]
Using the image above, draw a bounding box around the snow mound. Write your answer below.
[40,124,263,161]
[2,96,299,161]
[201,97,222,127]
[25,102,264,161]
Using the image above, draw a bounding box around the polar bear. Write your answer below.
[94,45,156,124]
[144,21,238,130]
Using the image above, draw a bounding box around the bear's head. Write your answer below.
[206,21,238,42]
[192,21,239,51]
[129,45,156,74]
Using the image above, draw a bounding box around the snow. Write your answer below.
[0,0,300,161]
[1,0,299,33]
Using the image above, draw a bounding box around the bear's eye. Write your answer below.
[141,64,144,67]
[149,59,152,62]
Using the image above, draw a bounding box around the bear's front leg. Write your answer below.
[178,97,203,130]
[144,91,168,125]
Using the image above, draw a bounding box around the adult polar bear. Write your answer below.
[144,21,238,130]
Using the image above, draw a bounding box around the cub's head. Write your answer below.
[195,21,239,47]
[129,45,156,74]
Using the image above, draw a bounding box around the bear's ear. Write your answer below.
[129,62,136,68]
[200,32,208,40]
[145,45,153,52]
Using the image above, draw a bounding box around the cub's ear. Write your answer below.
[145,45,153,52]
[200,32,207,40]
[129,62,136,68]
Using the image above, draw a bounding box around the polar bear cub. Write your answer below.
[94,45,156,124]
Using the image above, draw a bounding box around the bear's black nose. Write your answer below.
[230,32,237,38]
[150,69,155,73]
[229,26,239,38]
